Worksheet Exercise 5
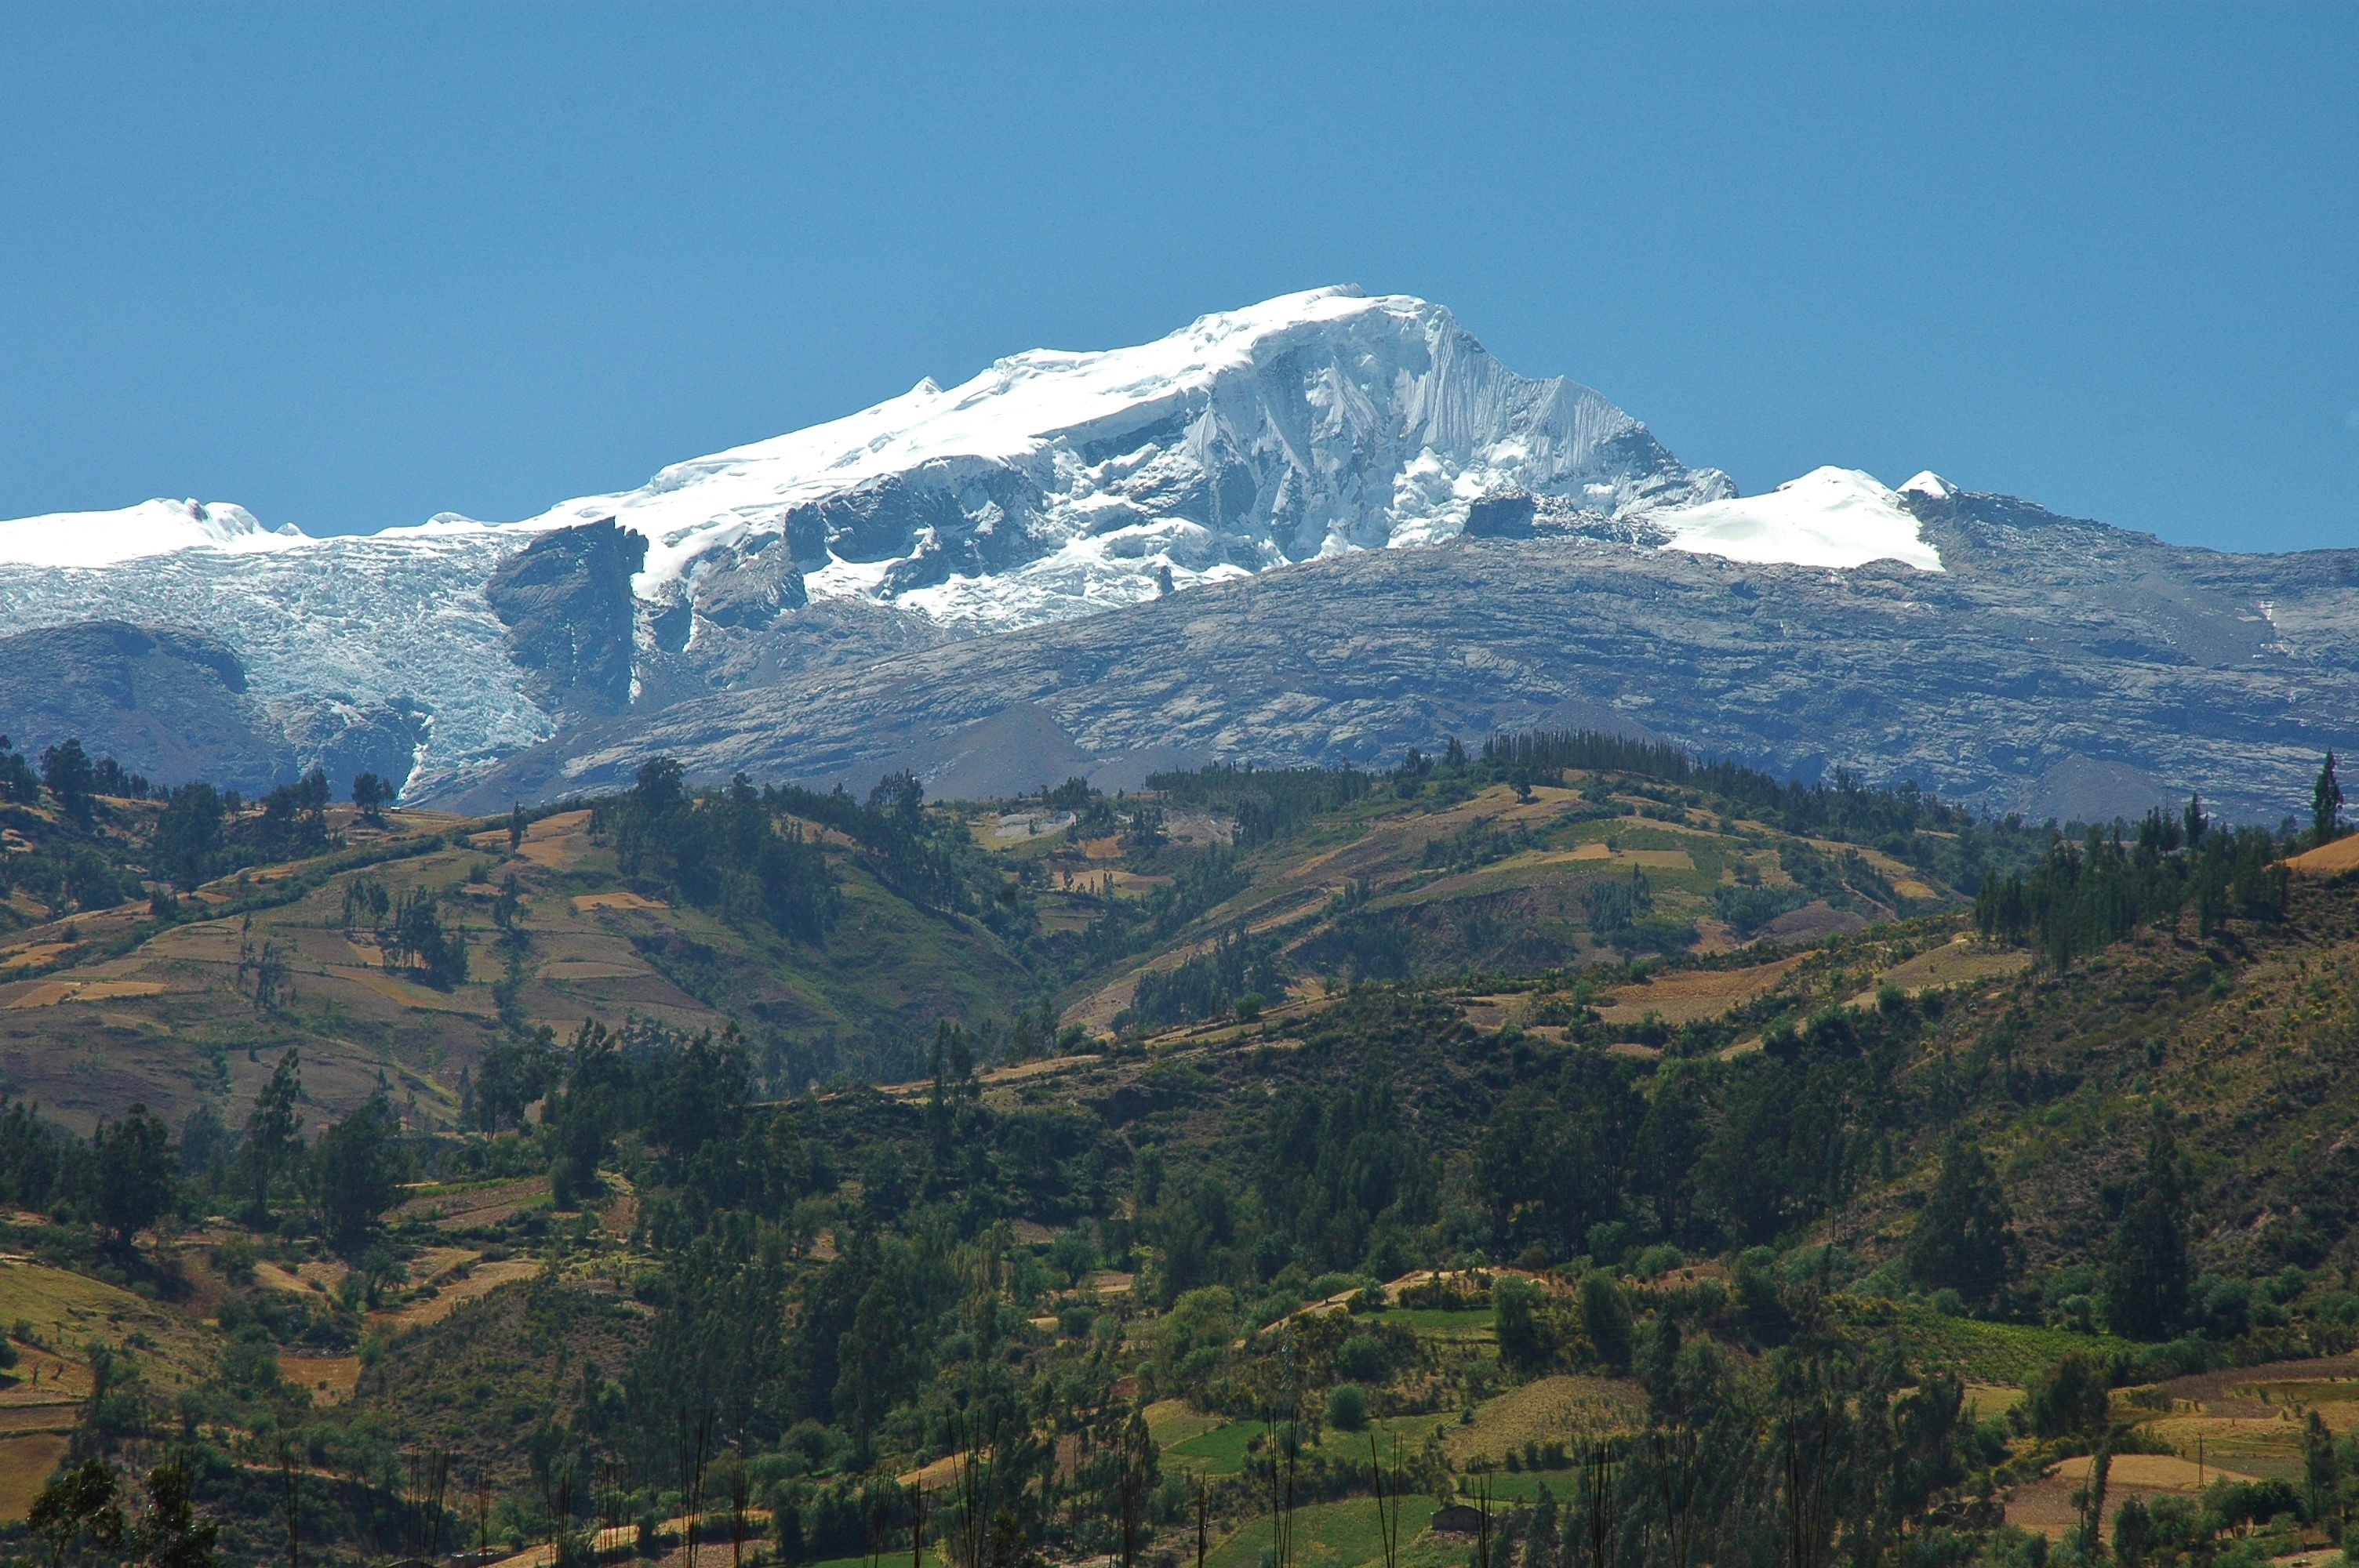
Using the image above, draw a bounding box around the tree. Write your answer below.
[2304,1408,2339,1527]
[2025,1351,2110,1439]
[1580,1272,1633,1371]
[350,771,391,822]
[312,1094,402,1245]
[2103,1126,2191,1340]
[1494,1276,1557,1374]
[154,783,226,890]
[1903,1140,2018,1307]
[29,1458,124,1568]
[238,1050,304,1217]
[132,1462,220,1568]
[39,739,96,824]
[2113,1496,2153,1568]
[2317,751,2346,848]
[0,735,41,804]
[92,1105,176,1250]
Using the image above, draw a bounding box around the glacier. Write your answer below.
[0,286,1952,797]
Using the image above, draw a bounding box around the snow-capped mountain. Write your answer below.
[0,286,1964,797]
[0,497,304,568]
[505,285,1736,632]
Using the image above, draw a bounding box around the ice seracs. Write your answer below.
[1644,466,1945,573]
[0,497,308,569]
[0,289,1957,797]
[492,285,1730,630]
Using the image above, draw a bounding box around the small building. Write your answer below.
[1431,1505,1486,1536]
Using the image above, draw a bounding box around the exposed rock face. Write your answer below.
[483,519,647,716]
[3,291,2355,818]
[0,622,293,792]
[438,488,2359,825]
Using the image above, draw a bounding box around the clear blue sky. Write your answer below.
[4,4,2354,553]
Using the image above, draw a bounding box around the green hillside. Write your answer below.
[7,732,2359,1568]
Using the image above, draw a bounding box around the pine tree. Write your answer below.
[2316,752,2346,848]
[2103,1125,2190,1340]
[238,1049,304,1217]
[1903,1141,2017,1306]
[2303,1408,2339,1526]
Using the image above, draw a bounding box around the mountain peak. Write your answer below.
[0,497,305,569]
[1646,466,1944,572]
[493,287,1730,629]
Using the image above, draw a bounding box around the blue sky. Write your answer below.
[3,4,2353,552]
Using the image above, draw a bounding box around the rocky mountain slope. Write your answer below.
[445,481,2359,826]
[2,289,2354,818]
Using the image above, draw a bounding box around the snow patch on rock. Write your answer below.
[0,498,308,568]
[1646,467,1945,573]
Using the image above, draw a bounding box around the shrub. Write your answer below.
[1337,1334,1389,1385]
[2023,1352,2110,1439]
[1325,1384,1369,1432]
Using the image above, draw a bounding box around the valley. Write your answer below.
[1,723,2357,1568]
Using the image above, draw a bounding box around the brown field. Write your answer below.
[2286,835,2359,877]
[572,891,668,913]
[2008,1454,2260,1542]
[394,1175,553,1230]
[0,1433,70,1519]
[1594,956,1804,1026]
[368,1256,543,1330]
[281,1353,364,1406]
[1874,939,2032,993]
[514,810,596,868]
[1444,1374,1647,1464]
[0,822,740,1135]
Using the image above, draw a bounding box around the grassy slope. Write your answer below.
[0,803,1039,1135]
[1060,775,1956,1037]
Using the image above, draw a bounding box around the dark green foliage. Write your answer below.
[30,1457,125,1568]
[90,1104,176,1249]
[131,1461,221,1568]
[0,733,41,804]
[470,1028,558,1132]
[1478,1049,1650,1257]
[311,1094,405,1244]
[1579,1272,1632,1370]
[1904,1142,2018,1308]
[0,1098,65,1212]
[39,738,97,824]
[1256,1055,1436,1278]
[1780,840,1900,913]
[156,782,227,889]
[238,1050,304,1216]
[2023,1351,2111,1439]
[378,887,468,989]
[2317,752,2346,849]
[244,768,333,862]
[1117,930,1285,1033]
[2104,1126,2192,1341]
[2114,1496,2154,1568]
[1420,814,1547,873]
[599,763,840,939]
[1977,814,2288,967]
[1714,882,1811,937]
[1143,763,1371,848]
[1492,1276,1555,1374]
[1586,866,1650,938]
[351,770,391,818]
[86,757,149,798]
